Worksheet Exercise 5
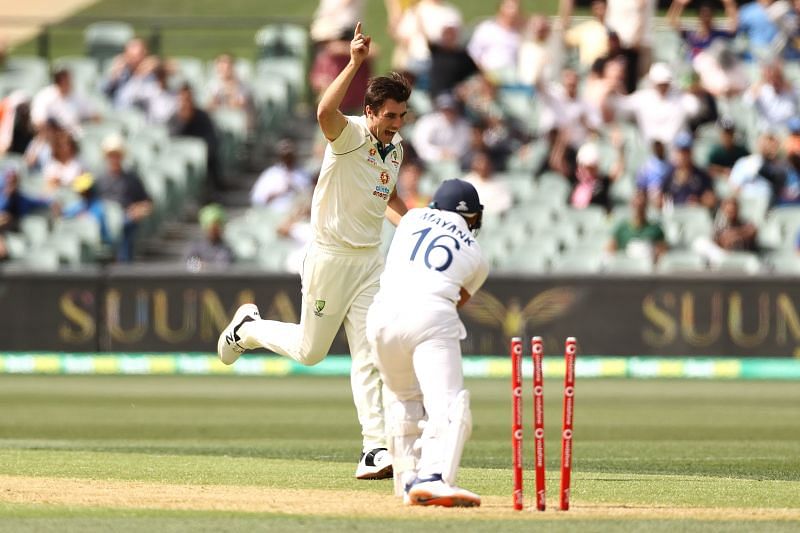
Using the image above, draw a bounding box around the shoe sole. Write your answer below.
[355,465,393,480]
[407,490,481,508]
[217,304,258,365]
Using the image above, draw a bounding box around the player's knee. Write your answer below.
[292,346,328,366]
[388,400,425,436]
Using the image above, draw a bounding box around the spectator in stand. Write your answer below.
[570,140,623,213]
[0,167,51,233]
[95,134,152,262]
[460,118,514,172]
[668,0,738,59]
[786,116,800,155]
[692,36,750,98]
[609,189,668,263]
[426,17,479,99]
[455,72,503,124]
[0,90,33,156]
[714,197,758,251]
[466,0,524,82]
[386,0,464,81]
[636,140,673,206]
[103,37,159,109]
[614,62,701,145]
[707,117,750,179]
[184,203,234,272]
[310,0,364,48]
[738,0,782,60]
[250,139,312,212]
[591,30,639,95]
[729,131,786,205]
[143,65,177,125]
[30,69,97,135]
[584,55,627,121]
[744,60,800,131]
[660,132,716,209]
[169,83,224,193]
[397,158,430,210]
[683,70,719,132]
[692,196,758,265]
[561,0,609,70]
[537,68,601,151]
[207,53,256,131]
[536,126,577,179]
[61,172,112,246]
[412,93,472,165]
[462,150,512,216]
[517,14,560,88]
[44,131,83,191]
[310,30,373,115]
[24,117,61,173]
[605,0,656,78]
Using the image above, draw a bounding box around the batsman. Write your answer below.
[367,179,489,507]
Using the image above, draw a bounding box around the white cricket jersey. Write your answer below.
[311,115,403,249]
[375,207,489,306]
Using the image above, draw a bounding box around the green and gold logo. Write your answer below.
[314,299,326,317]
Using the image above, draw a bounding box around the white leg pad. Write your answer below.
[387,400,425,497]
[442,389,472,486]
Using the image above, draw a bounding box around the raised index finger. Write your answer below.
[354,21,362,37]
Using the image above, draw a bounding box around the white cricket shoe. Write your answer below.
[217,303,260,365]
[354,447,393,480]
[404,474,481,507]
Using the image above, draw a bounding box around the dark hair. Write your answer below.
[364,72,411,112]
[53,68,70,84]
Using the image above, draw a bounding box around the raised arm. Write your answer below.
[667,0,688,33]
[317,22,371,142]
[722,0,739,33]
[559,0,575,39]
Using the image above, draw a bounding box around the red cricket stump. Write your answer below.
[531,336,546,511]
[510,337,524,511]
[560,337,577,511]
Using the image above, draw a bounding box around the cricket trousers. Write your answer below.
[240,242,388,451]
[366,298,466,477]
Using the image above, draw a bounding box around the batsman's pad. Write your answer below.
[387,399,425,496]
[442,389,472,486]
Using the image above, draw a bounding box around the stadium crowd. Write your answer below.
[3,0,800,274]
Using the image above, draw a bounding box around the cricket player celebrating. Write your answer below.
[366,179,489,507]
[217,22,410,480]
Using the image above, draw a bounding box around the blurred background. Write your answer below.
[1,0,800,365]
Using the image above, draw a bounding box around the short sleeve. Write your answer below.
[330,116,366,154]
[463,256,490,297]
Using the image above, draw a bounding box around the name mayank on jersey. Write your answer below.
[420,210,476,246]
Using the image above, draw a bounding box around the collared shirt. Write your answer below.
[311,115,403,249]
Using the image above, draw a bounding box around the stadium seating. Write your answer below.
[604,253,654,274]
[712,251,762,274]
[84,21,135,63]
[52,56,100,95]
[255,23,310,62]
[657,250,707,273]
[550,249,605,274]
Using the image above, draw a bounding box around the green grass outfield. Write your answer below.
[0,374,799,532]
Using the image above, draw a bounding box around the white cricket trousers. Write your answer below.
[240,242,387,451]
[366,299,465,478]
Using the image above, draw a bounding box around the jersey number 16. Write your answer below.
[409,228,460,272]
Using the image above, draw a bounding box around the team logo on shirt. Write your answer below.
[379,171,390,185]
[369,148,377,156]
[314,299,326,317]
